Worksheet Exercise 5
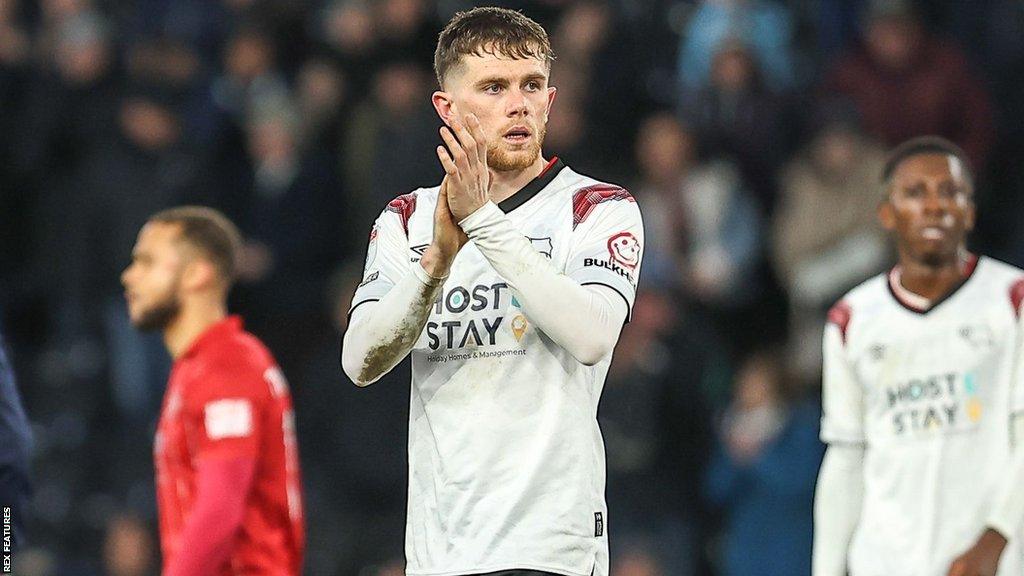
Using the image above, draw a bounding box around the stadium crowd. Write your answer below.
[2,0,1024,574]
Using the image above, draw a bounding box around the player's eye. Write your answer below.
[484,84,502,94]
[524,81,541,91]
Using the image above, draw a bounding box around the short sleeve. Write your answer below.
[820,304,865,445]
[351,194,415,313]
[185,365,268,461]
[565,186,644,319]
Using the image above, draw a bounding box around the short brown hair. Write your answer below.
[149,206,242,285]
[434,7,555,88]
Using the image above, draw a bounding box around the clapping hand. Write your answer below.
[436,114,491,221]
[421,176,468,279]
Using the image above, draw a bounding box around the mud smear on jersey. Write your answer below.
[358,279,444,383]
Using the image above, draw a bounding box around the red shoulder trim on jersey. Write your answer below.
[386,192,417,236]
[827,301,852,345]
[572,185,634,230]
[1011,278,1024,319]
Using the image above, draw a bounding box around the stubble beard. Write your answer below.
[131,290,182,332]
[487,123,546,173]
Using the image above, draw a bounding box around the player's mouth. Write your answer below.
[920,226,948,240]
[502,126,532,144]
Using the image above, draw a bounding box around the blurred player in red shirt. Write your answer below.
[121,206,304,576]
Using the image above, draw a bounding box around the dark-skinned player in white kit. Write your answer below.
[814,137,1024,576]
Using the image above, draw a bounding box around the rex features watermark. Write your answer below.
[3,506,11,574]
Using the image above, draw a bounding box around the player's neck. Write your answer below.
[163,298,229,359]
[897,249,970,302]
[488,155,549,205]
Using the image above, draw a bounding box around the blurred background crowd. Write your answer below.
[3,0,1024,574]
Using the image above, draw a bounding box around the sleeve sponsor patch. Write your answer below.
[607,231,640,269]
[204,398,254,440]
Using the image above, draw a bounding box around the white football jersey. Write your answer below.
[821,255,1024,576]
[351,159,644,576]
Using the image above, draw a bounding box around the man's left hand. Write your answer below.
[947,528,1007,576]
[436,113,491,221]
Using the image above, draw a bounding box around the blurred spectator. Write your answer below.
[678,0,796,93]
[211,24,288,123]
[296,262,408,575]
[601,287,718,575]
[772,102,889,380]
[0,331,32,552]
[124,37,219,148]
[681,39,794,209]
[64,87,200,425]
[296,57,350,152]
[121,0,227,60]
[705,351,823,576]
[217,96,349,376]
[343,59,441,224]
[823,0,994,170]
[633,113,767,351]
[929,0,1024,263]
[375,0,439,67]
[317,0,380,95]
[192,25,289,220]
[102,513,156,576]
[14,9,121,344]
[548,0,649,180]
[38,0,97,43]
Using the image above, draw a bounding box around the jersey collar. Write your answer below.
[887,253,980,314]
[181,315,244,359]
[496,157,565,214]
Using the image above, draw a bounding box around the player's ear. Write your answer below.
[182,259,218,292]
[878,198,896,231]
[544,86,557,120]
[432,91,455,126]
[964,197,976,232]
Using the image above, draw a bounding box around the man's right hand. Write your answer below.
[420,176,468,279]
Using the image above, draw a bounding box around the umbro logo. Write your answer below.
[410,244,429,262]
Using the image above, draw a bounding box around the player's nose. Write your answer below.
[505,89,528,116]
[922,189,945,213]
